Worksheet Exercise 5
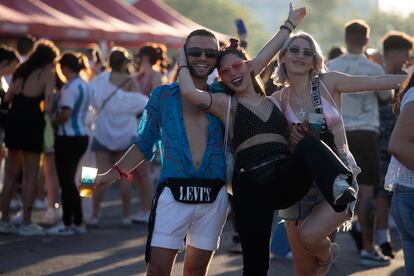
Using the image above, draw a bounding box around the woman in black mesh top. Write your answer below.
[176,5,361,276]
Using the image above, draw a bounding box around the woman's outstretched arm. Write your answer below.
[251,3,306,76]
[328,71,407,94]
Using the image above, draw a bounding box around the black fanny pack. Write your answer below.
[162,178,224,204]
[239,154,290,185]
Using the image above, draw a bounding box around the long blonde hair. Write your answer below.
[272,32,326,86]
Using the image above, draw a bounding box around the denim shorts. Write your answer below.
[279,183,324,221]
[391,184,414,275]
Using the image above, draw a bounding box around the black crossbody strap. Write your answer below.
[100,77,132,111]
[145,182,167,264]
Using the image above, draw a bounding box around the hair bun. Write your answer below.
[229,38,239,49]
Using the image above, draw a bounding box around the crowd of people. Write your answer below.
[1,3,414,276]
[0,37,168,236]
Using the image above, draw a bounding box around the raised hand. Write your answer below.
[287,2,307,29]
[178,46,188,67]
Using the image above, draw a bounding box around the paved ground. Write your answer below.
[0,187,405,276]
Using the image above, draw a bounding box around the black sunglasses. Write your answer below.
[186,47,220,59]
[287,46,315,58]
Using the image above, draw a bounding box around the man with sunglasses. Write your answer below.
[95,29,229,275]
[94,4,307,274]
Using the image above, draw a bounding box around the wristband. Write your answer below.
[178,64,189,73]
[285,19,296,29]
[113,165,134,183]
[280,25,292,33]
[201,92,213,111]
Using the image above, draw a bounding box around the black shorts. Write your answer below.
[346,130,381,186]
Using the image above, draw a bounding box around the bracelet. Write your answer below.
[201,91,213,111]
[113,165,133,183]
[178,64,189,73]
[285,19,296,29]
[280,25,292,33]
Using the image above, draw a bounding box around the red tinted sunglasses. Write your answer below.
[218,60,248,77]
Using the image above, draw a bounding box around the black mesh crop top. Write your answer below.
[233,98,290,166]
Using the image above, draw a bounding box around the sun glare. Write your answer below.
[379,0,414,16]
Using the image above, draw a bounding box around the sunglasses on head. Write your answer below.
[218,60,247,77]
[287,46,315,58]
[186,47,220,59]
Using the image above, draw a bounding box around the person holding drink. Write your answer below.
[47,52,91,236]
[270,32,406,275]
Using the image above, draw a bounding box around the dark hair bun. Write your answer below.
[229,38,240,49]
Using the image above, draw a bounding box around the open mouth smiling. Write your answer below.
[231,76,243,86]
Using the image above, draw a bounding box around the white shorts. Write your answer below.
[151,186,228,251]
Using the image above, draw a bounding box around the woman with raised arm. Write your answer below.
[177,4,364,275]
[269,32,406,275]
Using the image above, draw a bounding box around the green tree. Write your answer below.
[164,0,269,55]
[296,0,346,52]
[366,11,414,51]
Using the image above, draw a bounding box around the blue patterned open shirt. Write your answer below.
[135,82,226,183]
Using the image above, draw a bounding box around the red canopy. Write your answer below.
[39,0,174,46]
[85,0,183,47]
[132,0,229,42]
[0,0,100,41]
[0,0,227,47]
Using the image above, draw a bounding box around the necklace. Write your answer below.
[291,83,312,121]
[297,97,307,121]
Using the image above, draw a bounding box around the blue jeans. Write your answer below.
[391,185,414,276]
[270,219,290,257]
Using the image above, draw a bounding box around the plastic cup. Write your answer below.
[79,166,98,198]
[307,113,324,139]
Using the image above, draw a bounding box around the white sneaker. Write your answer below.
[122,217,132,226]
[72,224,87,235]
[42,208,59,225]
[33,198,48,210]
[18,223,46,236]
[85,217,99,226]
[360,249,391,267]
[131,211,150,223]
[333,174,357,205]
[11,211,23,225]
[10,198,22,210]
[47,223,74,236]
[0,221,17,234]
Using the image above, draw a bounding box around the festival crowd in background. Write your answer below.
[1,4,414,275]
